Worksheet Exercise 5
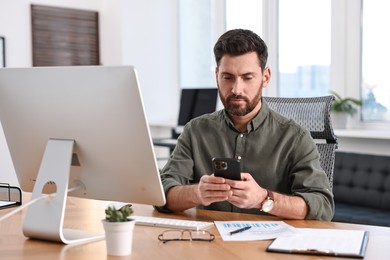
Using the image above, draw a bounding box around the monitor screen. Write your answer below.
[0,66,166,207]
[178,88,218,126]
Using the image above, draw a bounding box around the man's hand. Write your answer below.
[166,172,308,220]
[224,172,309,219]
[165,174,233,212]
[225,172,267,209]
[195,175,233,206]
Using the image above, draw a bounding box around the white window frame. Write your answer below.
[202,0,388,130]
[260,0,389,130]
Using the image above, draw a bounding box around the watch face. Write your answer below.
[262,200,274,212]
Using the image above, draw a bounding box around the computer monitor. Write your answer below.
[152,88,218,152]
[0,66,166,244]
[178,88,218,126]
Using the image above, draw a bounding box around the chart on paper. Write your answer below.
[214,221,295,241]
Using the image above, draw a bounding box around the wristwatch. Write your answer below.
[260,189,274,212]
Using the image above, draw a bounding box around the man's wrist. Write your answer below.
[260,189,275,212]
[192,184,203,205]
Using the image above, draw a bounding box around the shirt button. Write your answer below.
[240,134,244,138]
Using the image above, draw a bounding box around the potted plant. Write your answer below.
[102,204,135,256]
[330,91,362,128]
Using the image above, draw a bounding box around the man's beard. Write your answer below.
[220,84,263,116]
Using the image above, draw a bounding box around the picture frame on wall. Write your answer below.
[0,37,5,68]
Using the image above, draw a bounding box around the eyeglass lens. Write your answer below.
[158,230,214,242]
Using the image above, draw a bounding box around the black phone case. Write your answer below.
[212,158,241,180]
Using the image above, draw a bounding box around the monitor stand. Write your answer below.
[22,139,104,244]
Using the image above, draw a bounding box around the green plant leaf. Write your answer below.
[105,204,134,222]
[330,91,362,116]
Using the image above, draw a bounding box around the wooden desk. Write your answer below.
[1,195,390,259]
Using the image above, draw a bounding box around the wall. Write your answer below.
[0,0,179,124]
[0,0,179,185]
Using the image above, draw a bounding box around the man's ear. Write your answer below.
[262,67,271,88]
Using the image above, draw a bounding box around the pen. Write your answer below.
[230,226,252,235]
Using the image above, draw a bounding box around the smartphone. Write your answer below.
[212,158,241,180]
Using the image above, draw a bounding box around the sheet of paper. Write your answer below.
[214,221,295,241]
[268,228,368,256]
[0,201,16,207]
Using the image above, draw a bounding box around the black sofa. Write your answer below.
[332,151,390,227]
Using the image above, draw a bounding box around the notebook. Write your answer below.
[267,228,369,258]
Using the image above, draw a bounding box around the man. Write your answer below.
[159,29,334,221]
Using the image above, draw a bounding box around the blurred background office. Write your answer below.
[1,0,389,186]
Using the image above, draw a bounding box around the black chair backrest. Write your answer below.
[263,95,338,189]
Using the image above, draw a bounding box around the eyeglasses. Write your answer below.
[158,229,215,243]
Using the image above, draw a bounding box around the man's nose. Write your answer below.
[231,79,244,96]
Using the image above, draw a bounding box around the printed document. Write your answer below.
[0,201,16,207]
[214,221,295,241]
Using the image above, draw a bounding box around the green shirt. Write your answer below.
[160,100,334,221]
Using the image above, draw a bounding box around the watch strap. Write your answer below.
[262,189,274,203]
[260,189,274,212]
[266,189,274,201]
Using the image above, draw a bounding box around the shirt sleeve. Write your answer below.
[159,124,195,194]
[289,130,335,221]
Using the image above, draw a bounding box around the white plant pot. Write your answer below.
[102,220,135,256]
[331,112,349,129]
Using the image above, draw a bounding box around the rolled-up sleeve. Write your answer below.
[290,133,335,221]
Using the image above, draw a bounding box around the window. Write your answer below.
[361,0,390,122]
[178,0,217,89]
[226,0,330,98]
[278,0,331,97]
[226,0,262,34]
[179,0,389,126]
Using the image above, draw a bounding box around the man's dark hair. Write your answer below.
[213,29,268,70]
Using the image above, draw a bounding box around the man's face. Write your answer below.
[215,52,270,117]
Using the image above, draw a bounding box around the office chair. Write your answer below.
[263,95,338,190]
